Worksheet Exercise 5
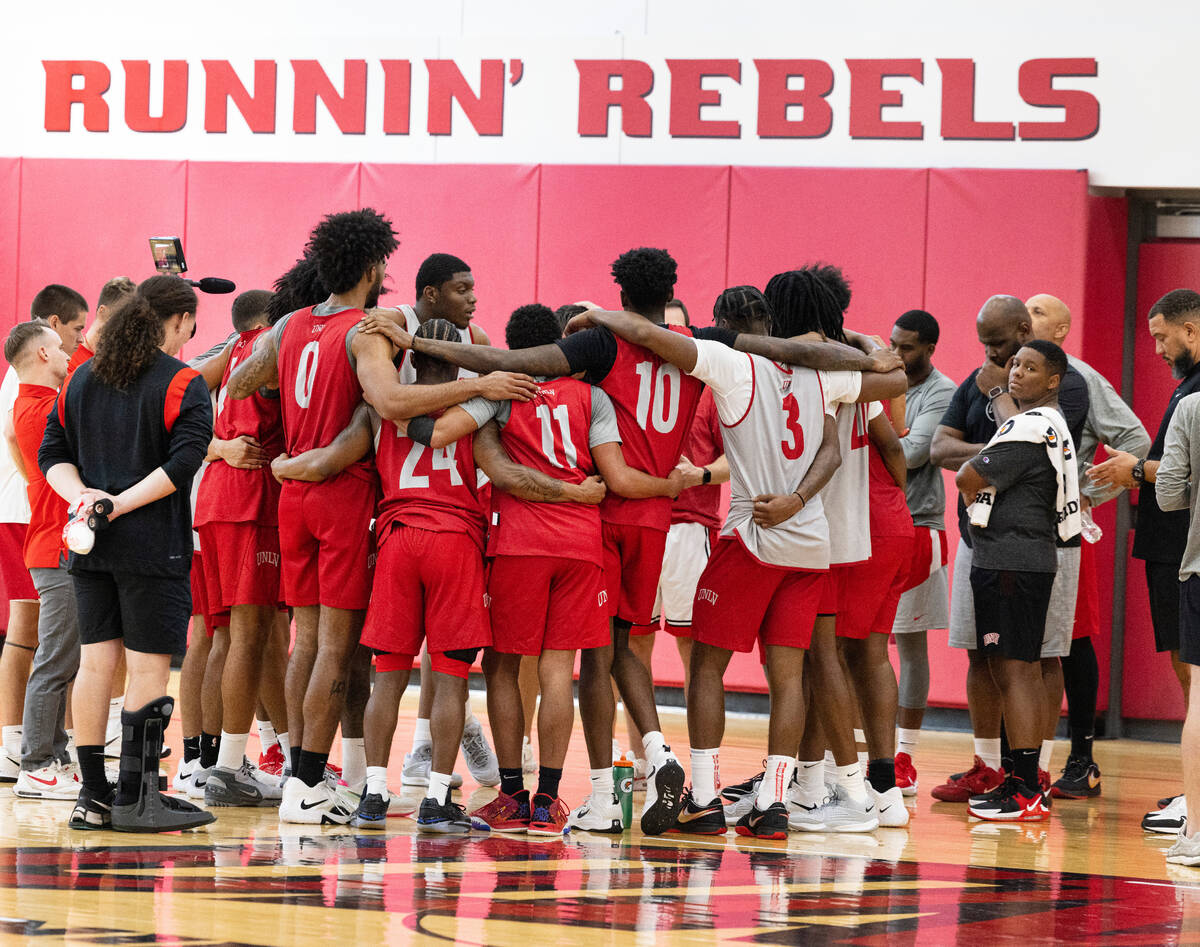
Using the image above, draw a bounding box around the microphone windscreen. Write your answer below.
[196,277,237,294]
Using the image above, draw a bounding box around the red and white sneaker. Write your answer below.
[528,793,569,836]
[931,756,1004,802]
[14,761,83,799]
[895,752,918,797]
[257,742,285,779]
[968,776,1050,822]
[470,790,531,833]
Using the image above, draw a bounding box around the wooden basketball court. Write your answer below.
[2,687,1198,945]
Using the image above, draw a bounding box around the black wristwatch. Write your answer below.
[1132,458,1146,485]
[987,385,1006,401]
[701,467,712,485]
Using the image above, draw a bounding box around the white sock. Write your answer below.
[108,697,123,717]
[590,767,614,797]
[690,748,719,806]
[426,771,452,803]
[975,737,1002,770]
[366,765,389,798]
[1040,739,1054,774]
[756,755,795,809]
[836,763,868,803]
[412,717,431,749]
[277,732,291,760]
[852,729,869,768]
[641,730,666,764]
[257,719,277,749]
[217,731,248,771]
[2,726,21,758]
[342,737,367,788]
[896,728,920,756]
[793,759,825,803]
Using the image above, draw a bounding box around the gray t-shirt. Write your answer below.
[458,382,621,448]
[967,441,1059,573]
[899,367,956,529]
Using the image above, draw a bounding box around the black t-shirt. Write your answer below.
[941,366,1089,548]
[556,324,738,384]
[967,441,1059,572]
[1132,363,1200,563]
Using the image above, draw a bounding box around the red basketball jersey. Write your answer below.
[375,419,486,551]
[276,305,373,483]
[598,328,704,532]
[487,377,603,566]
[670,387,724,529]
[196,327,286,527]
[867,439,916,540]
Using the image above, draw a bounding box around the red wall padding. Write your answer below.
[0,160,19,331]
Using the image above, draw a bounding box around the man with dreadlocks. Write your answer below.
[227,209,537,824]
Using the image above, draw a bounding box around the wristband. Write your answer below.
[702,467,712,485]
[407,416,436,446]
[792,489,806,508]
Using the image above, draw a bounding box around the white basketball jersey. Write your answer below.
[396,304,477,384]
[822,400,873,565]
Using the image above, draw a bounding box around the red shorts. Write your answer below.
[1073,536,1100,639]
[361,525,490,661]
[901,527,950,593]
[0,522,36,601]
[278,477,376,610]
[488,555,609,654]
[837,532,914,639]
[818,563,852,615]
[197,522,282,613]
[601,522,667,626]
[692,537,824,653]
[189,550,227,636]
[375,650,472,679]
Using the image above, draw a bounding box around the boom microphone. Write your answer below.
[186,277,237,294]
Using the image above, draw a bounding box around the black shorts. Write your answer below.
[1145,560,1182,653]
[970,567,1055,663]
[1179,575,1200,667]
[73,570,191,655]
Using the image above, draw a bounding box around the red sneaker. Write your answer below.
[470,790,531,833]
[895,752,918,797]
[1039,769,1051,793]
[931,756,1004,802]
[528,793,569,836]
[257,742,285,778]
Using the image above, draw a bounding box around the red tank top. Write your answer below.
[598,328,704,531]
[488,377,603,566]
[867,440,916,539]
[670,387,724,529]
[276,305,373,483]
[195,327,286,527]
[375,418,485,551]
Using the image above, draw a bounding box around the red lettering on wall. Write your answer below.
[292,60,367,134]
[122,60,188,133]
[426,59,505,136]
[381,60,411,135]
[202,60,276,133]
[666,59,741,138]
[937,59,1014,141]
[846,59,924,139]
[43,61,110,132]
[754,60,834,138]
[575,60,654,137]
[1018,58,1099,141]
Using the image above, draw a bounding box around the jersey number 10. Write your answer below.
[634,361,682,433]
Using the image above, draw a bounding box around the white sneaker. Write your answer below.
[568,791,623,833]
[0,751,18,782]
[204,759,284,807]
[172,757,198,794]
[724,792,758,822]
[278,776,354,825]
[1167,828,1200,866]
[187,765,213,800]
[872,785,910,827]
[632,757,648,793]
[786,787,828,832]
[811,784,879,833]
[522,737,536,775]
[402,742,463,789]
[461,720,500,787]
[14,761,81,799]
[1144,794,1188,835]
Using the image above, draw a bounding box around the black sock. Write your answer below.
[499,767,524,798]
[536,766,563,800]
[297,750,329,788]
[77,744,108,795]
[1011,747,1039,790]
[290,746,301,776]
[200,731,220,769]
[999,722,1012,774]
[1062,636,1099,761]
[867,758,896,793]
[183,736,200,764]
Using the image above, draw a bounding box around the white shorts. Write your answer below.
[651,521,716,627]
[891,565,950,634]
[948,539,1080,658]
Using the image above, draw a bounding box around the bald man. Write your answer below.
[1026,294,1149,799]
[928,295,1090,805]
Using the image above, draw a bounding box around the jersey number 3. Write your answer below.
[781,393,805,460]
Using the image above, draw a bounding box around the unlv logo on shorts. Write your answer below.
[483,592,492,608]
[983,632,1000,646]
[255,551,279,568]
[597,590,608,608]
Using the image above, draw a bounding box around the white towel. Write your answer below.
[968,406,1082,543]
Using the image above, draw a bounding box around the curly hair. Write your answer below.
[764,268,847,342]
[611,247,677,313]
[410,317,462,378]
[713,286,773,334]
[305,208,399,295]
[92,275,197,389]
[554,304,588,333]
[268,255,327,324]
[506,304,561,350]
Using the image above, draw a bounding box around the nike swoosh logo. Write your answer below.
[676,808,712,823]
[29,775,59,786]
[879,804,893,814]
[298,799,326,810]
[801,763,821,770]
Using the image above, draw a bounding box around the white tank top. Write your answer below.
[396,305,476,384]
[822,400,880,565]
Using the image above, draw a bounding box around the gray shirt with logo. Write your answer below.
[900,367,957,530]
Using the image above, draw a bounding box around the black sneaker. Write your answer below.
[1050,756,1102,799]
[721,767,765,802]
[967,776,1049,822]
[354,792,389,830]
[667,790,727,836]
[68,783,114,831]
[417,795,481,835]
[734,801,789,840]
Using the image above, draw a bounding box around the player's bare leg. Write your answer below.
[334,645,371,790]
[967,648,1004,742]
[579,641,618,769]
[174,618,210,788]
[258,612,290,737]
[609,619,664,743]
[764,646,806,757]
[518,654,539,770]
[536,650,575,770]
[840,635,898,761]
[481,650,525,771]
[686,641,733,750]
[623,631,655,761]
[196,626,229,785]
[1039,657,1064,777]
[284,605,320,768]
[363,667,411,769]
[300,606,364,761]
[427,669,467,780]
[674,636,694,701]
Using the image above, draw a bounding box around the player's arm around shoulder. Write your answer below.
[586,310,698,373]
[271,402,376,485]
[226,323,280,399]
[473,419,605,505]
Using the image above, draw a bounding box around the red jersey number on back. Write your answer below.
[781,393,805,460]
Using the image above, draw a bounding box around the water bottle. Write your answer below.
[613,755,634,830]
[1081,508,1103,544]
